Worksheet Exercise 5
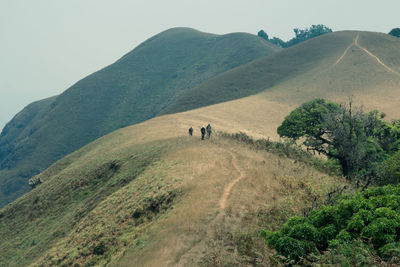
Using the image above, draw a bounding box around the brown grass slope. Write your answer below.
[263,31,400,109]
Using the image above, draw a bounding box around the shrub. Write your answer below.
[93,241,106,255]
[389,28,400,38]
[262,184,400,264]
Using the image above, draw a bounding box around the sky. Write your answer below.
[0,0,399,130]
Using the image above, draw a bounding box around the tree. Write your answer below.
[389,28,400,38]
[286,24,333,47]
[257,30,269,41]
[269,37,285,47]
[277,99,388,178]
[257,24,333,48]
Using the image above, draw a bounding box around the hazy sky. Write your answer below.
[1,0,399,130]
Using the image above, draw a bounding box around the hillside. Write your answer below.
[0,116,346,266]
[163,31,400,118]
[0,27,279,207]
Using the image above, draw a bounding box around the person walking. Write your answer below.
[188,126,193,136]
[201,125,206,140]
[206,123,212,139]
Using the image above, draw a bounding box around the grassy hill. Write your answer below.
[1,29,400,266]
[161,30,355,114]
[0,27,279,208]
[0,115,346,266]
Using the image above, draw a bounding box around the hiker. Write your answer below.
[188,126,193,136]
[206,123,212,139]
[201,125,206,140]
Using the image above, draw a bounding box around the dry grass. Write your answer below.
[114,138,347,266]
[1,121,347,266]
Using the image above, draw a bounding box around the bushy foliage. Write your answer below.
[257,30,268,40]
[278,98,400,184]
[28,175,42,189]
[377,150,400,185]
[0,142,165,266]
[287,24,333,47]
[258,24,332,48]
[261,185,400,264]
[389,28,400,38]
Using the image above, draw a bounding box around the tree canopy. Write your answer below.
[264,99,400,265]
[257,30,268,41]
[277,99,400,182]
[389,28,400,38]
[258,24,333,48]
[262,184,400,265]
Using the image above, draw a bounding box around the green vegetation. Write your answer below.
[0,27,279,208]
[0,139,176,266]
[257,30,269,40]
[377,150,400,185]
[389,28,400,38]
[278,98,400,184]
[258,24,333,48]
[261,99,400,265]
[262,185,400,265]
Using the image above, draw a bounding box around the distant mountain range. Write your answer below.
[0,28,279,207]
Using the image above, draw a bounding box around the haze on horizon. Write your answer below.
[1,0,399,131]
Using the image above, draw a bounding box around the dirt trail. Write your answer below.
[334,34,358,66]
[175,150,245,266]
[219,152,244,211]
[354,36,400,76]
[335,33,400,76]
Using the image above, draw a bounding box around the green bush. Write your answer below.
[389,28,400,38]
[93,241,105,255]
[261,184,400,264]
[377,150,400,185]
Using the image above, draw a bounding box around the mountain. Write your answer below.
[163,31,400,116]
[1,30,400,266]
[0,27,279,207]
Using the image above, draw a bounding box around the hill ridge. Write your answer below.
[0,27,279,208]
